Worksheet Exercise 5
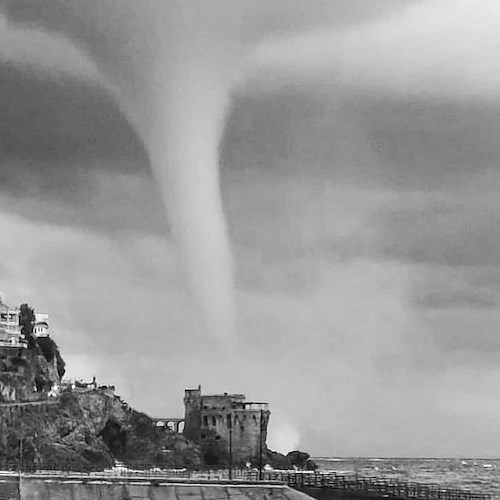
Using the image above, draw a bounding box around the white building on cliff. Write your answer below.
[33,313,50,337]
[0,294,50,347]
[0,297,21,347]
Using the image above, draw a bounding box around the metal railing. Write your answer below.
[0,465,492,500]
[265,471,492,500]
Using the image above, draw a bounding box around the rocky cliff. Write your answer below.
[0,386,201,471]
[0,332,201,471]
[0,387,201,471]
[0,338,64,402]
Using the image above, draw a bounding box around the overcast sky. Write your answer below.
[1,0,500,458]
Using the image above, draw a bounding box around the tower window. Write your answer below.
[203,416,208,426]
[212,416,216,426]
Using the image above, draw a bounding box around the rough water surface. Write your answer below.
[315,458,500,497]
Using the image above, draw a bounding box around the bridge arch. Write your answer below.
[153,417,185,433]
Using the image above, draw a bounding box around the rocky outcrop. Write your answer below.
[264,449,318,471]
[286,450,318,470]
[99,406,201,469]
[0,336,63,403]
[35,336,66,381]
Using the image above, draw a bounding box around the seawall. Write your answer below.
[297,487,364,500]
[19,477,315,500]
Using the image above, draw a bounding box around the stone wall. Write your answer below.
[200,407,269,464]
[232,408,269,463]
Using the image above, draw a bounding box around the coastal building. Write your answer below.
[184,385,270,465]
[33,313,50,337]
[0,296,50,347]
[0,299,23,348]
[0,301,20,336]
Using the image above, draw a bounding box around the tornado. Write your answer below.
[0,0,250,341]
[138,61,237,343]
[3,0,493,344]
[84,0,246,342]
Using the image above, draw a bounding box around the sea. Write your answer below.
[314,458,500,498]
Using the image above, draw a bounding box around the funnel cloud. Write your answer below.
[0,1,248,339]
[0,0,444,341]
[0,0,429,341]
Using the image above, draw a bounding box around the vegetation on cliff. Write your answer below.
[19,303,65,379]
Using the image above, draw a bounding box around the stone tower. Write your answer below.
[183,385,270,465]
[183,385,202,442]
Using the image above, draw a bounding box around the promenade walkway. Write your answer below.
[0,469,490,500]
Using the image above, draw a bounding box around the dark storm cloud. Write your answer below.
[222,91,500,279]
[0,64,165,233]
[364,98,500,189]
[379,200,500,267]
[0,173,168,235]
[4,76,500,245]
[0,65,146,179]
[417,288,499,310]
[224,92,500,189]
[427,310,500,355]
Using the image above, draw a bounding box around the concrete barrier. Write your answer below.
[19,477,315,500]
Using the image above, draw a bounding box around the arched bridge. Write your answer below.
[152,417,185,433]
